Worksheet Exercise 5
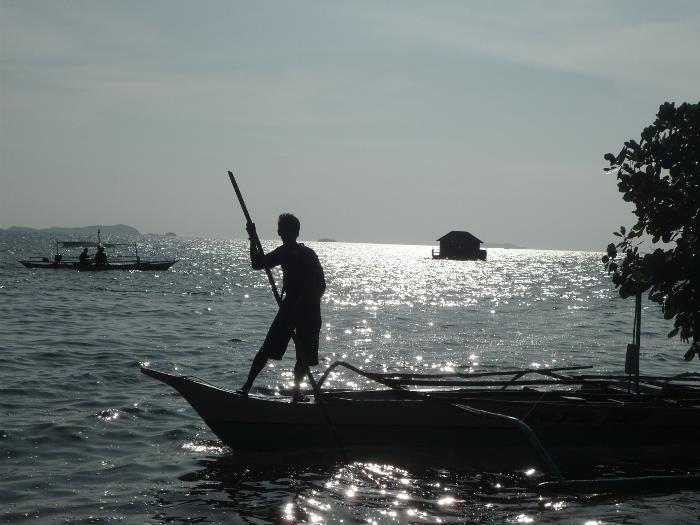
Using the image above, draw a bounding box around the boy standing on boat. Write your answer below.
[240,213,326,402]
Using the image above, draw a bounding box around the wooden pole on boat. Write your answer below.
[634,292,642,392]
[625,293,642,393]
[228,171,282,305]
[227,170,348,461]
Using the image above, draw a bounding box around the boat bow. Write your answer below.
[140,366,186,389]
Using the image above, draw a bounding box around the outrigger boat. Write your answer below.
[140,172,700,490]
[19,236,178,271]
[141,360,700,475]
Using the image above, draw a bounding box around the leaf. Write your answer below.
[649,291,665,301]
[668,327,680,338]
[640,126,654,142]
[631,270,646,282]
[684,347,696,361]
[615,147,627,164]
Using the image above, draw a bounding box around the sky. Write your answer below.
[1,1,699,250]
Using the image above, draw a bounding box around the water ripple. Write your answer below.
[0,232,694,523]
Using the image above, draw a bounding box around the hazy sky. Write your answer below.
[2,1,699,250]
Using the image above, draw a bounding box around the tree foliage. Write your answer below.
[602,101,700,360]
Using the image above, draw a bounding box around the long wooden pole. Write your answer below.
[634,292,642,393]
[228,171,282,305]
[227,170,347,461]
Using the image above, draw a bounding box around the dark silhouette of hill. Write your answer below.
[483,242,524,249]
[3,224,140,236]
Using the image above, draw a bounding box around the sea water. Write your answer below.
[1,231,698,524]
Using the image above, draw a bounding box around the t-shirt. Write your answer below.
[263,243,325,304]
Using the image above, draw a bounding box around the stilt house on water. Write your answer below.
[432,231,487,261]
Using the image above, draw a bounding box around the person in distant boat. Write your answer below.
[240,213,326,402]
[79,247,90,264]
[94,245,107,268]
[53,253,63,266]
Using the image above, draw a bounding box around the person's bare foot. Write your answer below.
[237,386,250,397]
[291,389,309,403]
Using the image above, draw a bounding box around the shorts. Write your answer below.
[259,301,321,366]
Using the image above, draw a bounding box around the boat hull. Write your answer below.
[19,260,177,271]
[141,368,700,471]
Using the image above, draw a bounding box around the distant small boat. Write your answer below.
[19,257,177,271]
[18,232,178,271]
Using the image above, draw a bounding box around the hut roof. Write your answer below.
[437,231,483,243]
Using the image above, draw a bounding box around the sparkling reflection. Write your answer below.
[159,459,587,523]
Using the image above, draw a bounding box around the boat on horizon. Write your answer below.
[18,232,178,271]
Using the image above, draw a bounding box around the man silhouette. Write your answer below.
[240,213,326,402]
[94,246,107,268]
[79,247,90,264]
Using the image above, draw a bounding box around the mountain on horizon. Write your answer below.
[482,242,524,249]
[3,224,141,236]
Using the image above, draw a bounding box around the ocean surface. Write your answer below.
[1,231,698,524]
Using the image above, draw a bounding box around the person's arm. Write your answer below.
[247,223,282,270]
[247,223,265,269]
[316,252,326,298]
[304,248,326,300]
[249,240,265,270]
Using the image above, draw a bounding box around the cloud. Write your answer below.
[363,3,700,99]
[2,1,695,247]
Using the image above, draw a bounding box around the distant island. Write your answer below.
[483,242,524,249]
[2,224,141,236]
[317,238,336,242]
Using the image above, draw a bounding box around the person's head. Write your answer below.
[277,213,300,244]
